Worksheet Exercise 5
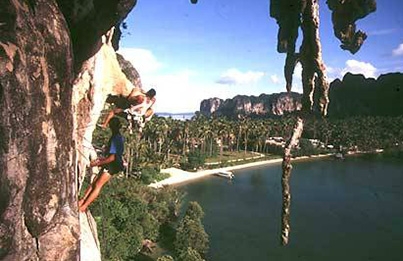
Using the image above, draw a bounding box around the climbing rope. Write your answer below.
[84,210,101,250]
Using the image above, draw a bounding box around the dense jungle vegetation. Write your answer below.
[90,113,403,260]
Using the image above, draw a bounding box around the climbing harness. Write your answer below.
[124,108,145,134]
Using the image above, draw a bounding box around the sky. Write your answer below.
[118,0,403,113]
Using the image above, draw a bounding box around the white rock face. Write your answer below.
[71,27,137,260]
[72,27,135,186]
[80,212,101,261]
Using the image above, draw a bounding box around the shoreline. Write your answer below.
[149,153,334,188]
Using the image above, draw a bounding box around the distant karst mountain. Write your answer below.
[327,72,403,117]
[200,92,302,118]
[200,72,403,118]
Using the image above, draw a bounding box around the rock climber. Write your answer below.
[101,87,156,132]
[79,117,124,212]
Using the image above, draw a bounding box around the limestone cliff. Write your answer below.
[200,72,402,119]
[328,72,403,117]
[0,1,78,260]
[72,28,138,261]
[200,92,302,118]
[326,0,376,54]
[0,0,137,260]
[117,53,143,90]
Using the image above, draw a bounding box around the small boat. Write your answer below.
[215,171,234,179]
[334,152,344,160]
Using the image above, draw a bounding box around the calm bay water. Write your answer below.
[178,155,403,261]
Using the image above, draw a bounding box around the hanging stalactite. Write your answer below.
[270,0,376,246]
[281,117,304,245]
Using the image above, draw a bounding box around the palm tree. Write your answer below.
[216,118,231,158]
[236,121,242,152]
[181,121,190,156]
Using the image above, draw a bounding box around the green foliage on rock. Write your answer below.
[157,255,175,261]
[184,201,204,221]
[175,202,209,257]
[91,178,182,260]
[178,247,205,261]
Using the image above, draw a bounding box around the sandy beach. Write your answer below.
[149,153,333,188]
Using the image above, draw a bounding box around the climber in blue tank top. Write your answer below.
[106,128,125,174]
[79,117,124,212]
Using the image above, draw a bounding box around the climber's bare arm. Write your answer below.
[90,154,115,167]
[144,108,155,122]
[102,108,123,128]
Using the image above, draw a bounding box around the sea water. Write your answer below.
[179,156,403,261]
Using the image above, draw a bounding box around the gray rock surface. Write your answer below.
[0,0,137,260]
[200,92,302,118]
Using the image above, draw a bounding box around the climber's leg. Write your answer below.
[79,172,112,212]
[101,108,124,128]
[78,184,94,208]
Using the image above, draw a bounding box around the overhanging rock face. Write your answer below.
[73,27,135,190]
[0,0,137,260]
[73,28,138,260]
